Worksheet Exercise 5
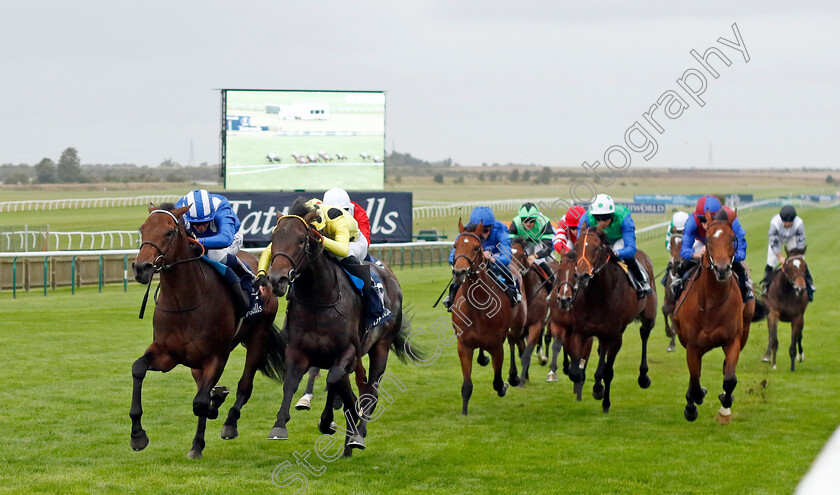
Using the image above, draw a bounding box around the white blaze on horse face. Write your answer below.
[793,259,801,269]
[713,230,723,239]
[463,239,469,244]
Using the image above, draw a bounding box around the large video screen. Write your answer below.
[222,89,385,190]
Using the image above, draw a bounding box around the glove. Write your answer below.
[256,271,268,288]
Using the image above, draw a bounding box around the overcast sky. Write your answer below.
[1,1,838,169]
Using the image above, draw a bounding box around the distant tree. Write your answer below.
[4,172,30,185]
[35,158,57,184]
[433,173,444,184]
[57,147,82,183]
[478,172,486,181]
[535,166,552,185]
[827,174,836,184]
[200,161,208,167]
[454,175,465,184]
[521,170,531,182]
[159,158,180,168]
[509,169,520,182]
[489,171,498,182]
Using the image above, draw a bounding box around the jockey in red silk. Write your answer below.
[671,195,754,302]
[553,205,586,256]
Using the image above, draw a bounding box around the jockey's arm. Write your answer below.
[491,226,513,266]
[732,218,748,262]
[257,243,272,276]
[795,219,807,250]
[198,213,237,249]
[768,219,782,255]
[615,215,637,260]
[321,208,351,259]
[553,225,570,255]
[680,218,699,261]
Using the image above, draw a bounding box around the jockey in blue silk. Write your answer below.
[577,194,652,298]
[175,189,244,264]
[670,195,754,302]
[443,206,520,311]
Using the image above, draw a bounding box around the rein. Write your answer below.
[452,232,485,279]
[577,231,611,278]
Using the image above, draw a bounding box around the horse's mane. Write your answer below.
[464,223,479,233]
[562,250,576,262]
[713,209,729,222]
[159,202,176,210]
[511,236,527,247]
[288,196,313,217]
[788,247,806,257]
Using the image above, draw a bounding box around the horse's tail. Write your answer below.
[258,323,288,382]
[752,299,769,322]
[391,305,425,364]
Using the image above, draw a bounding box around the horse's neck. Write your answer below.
[697,266,735,303]
[157,247,205,299]
[296,254,338,291]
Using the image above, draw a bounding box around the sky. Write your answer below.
[1,1,838,170]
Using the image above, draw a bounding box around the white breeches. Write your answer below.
[766,238,798,267]
[349,234,369,261]
[205,226,244,262]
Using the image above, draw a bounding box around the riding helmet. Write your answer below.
[780,205,797,222]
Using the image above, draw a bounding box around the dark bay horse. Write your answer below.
[265,202,411,456]
[131,204,285,459]
[509,238,551,384]
[661,233,683,352]
[762,247,810,371]
[451,220,524,414]
[672,209,765,424]
[565,227,657,413]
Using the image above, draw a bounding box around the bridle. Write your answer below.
[781,254,806,284]
[452,232,485,278]
[576,230,611,279]
[704,221,736,273]
[269,215,325,284]
[555,261,578,308]
[139,209,204,272]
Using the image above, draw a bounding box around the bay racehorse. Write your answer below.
[661,233,683,352]
[131,203,285,459]
[451,220,525,414]
[509,238,551,384]
[762,247,810,371]
[264,199,412,457]
[565,227,657,413]
[672,208,767,424]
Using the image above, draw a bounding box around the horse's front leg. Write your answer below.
[790,315,805,372]
[320,345,357,439]
[188,356,228,459]
[457,340,475,415]
[129,347,176,452]
[521,322,543,383]
[718,340,742,424]
[269,354,309,440]
[222,333,269,440]
[683,346,706,422]
[592,342,606,400]
[638,317,654,389]
[547,321,562,381]
[507,334,521,387]
[600,337,622,414]
[766,312,779,369]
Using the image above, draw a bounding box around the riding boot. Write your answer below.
[660,261,672,287]
[443,283,460,312]
[733,261,754,303]
[762,265,773,295]
[626,257,652,299]
[670,260,695,299]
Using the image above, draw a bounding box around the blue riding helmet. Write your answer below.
[176,189,223,223]
[468,206,495,229]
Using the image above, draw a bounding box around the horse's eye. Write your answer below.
[166,229,176,237]
[299,236,306,244]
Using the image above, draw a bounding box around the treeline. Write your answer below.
[1,148,220,185]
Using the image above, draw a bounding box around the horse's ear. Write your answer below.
[784,245,789,257]
[803,245,807,255]
[148,203,157,213]
[276,210,283,219]
[173,204,191,218]
[729,208,738,223]
[476,221,484,233]
[704,208,712,223]
[458,218,465,233]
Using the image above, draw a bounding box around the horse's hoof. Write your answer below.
[318,420,335,435]
[477,353,490,367]
[517,378,527,388]
[761,353,771,363]
[717,407,732,425]
[546,371,559,382]
[539,354,548,366]
[593,384,605,400]
[797,352,805,362]
[295,394,313,411]
[696,387,708,405]
[267,427,288,440]
[602,404,611,414]
[638,375,651,389]
[498,382,509,397]
[509,375,521,387]
[332,396,343,411]
[772,364,777,370]
[130,432,149,451]
[187,449,203,460]
[666,345,675,352]
[210,385,230,400]
[684,406,698,422]
[347,434,366,450]
[221,425,238,440]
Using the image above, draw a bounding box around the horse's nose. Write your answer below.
[453,268,467,283]
[269,273,289,297]
[132,261,154,285]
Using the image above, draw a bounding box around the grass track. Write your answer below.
[1,206,838,494]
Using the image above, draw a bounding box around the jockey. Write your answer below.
[763,205,815,300]
[670,195,754,302]
[443,206,520,311]
[661,210,689,286]
[323,187,372,249]
[553,205,586,256]
[257,197,391,331]
[176,189,244,265]
[578,194,652,299]
[508,202,555,283]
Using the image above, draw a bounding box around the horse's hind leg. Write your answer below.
[718,341,742,424]
[489,342,508,398]
[683,347,706,422]
[129,347,176,452]
[521,323,543,383]
[766,313,779,368]
[222,337,267,440]
[547,323,562,381]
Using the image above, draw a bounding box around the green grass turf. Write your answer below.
[1,205,838,494]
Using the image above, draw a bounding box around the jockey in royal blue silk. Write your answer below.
[443,206,521,311]
[578,194,652,299]
[670,194,754,302]
[175,189,261,318]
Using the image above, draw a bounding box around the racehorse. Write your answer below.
[509,238,551,383]
[565,227,657,413]
[264,199,412,456]
[451,220,524,414]
[661,233,683,352]
[762,247,810,371]
[130,203,285,459]
[672,208,766,424]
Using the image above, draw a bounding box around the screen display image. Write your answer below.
[223,90,385,190]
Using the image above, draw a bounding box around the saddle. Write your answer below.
[334,257,393,337]
[201,255,263,320]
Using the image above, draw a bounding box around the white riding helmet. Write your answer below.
[590,194,615,215]
[323,188,353,214]
[672,211,689,231]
